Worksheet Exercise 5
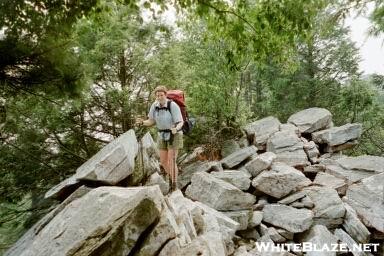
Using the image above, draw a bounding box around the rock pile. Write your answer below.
[6,108,384,256]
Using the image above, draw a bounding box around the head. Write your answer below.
[154,85,168,104]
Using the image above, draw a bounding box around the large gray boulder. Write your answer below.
[312,123,362,149]
[343,172,384,233]
[244,152,276,177]
[137,205,179,256]
[220,146,257,169]
[266,130,303,153]
[266,130,310,168]
[342,203,370,244]
[303,186,345,228]
[8,186,164,256]
[313,172,347,195]
[166,190,239,247]
[336,155,384,173]
[45,130,138,199]
[211,170,251,191]
[185,172,256,211]
[262,204,313,233]
[287,108,332,133]
[252,163,312,199]
[243,116,281,150]
[324,155,384,184]
[299,225,338,256]
[178,161,219,189]
[128,131,160,185]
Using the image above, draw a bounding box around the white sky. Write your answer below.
[345,5,384,75]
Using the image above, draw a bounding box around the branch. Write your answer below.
[198,0,258,34]
[50,130,87,161]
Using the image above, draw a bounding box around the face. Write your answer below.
[155,91,167,104]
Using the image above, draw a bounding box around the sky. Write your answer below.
[345,5,384,75]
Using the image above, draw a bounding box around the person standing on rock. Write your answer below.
[136,85,184,191]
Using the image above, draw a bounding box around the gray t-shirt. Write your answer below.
[148,99,183,140]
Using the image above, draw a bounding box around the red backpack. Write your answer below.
[155,90,194,134]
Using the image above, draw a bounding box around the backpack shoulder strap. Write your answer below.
[167,100,172,112]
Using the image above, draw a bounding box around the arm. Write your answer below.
[142,119,155,127]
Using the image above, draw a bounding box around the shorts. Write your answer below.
[158,132,183,150]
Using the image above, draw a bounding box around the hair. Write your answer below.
[154,85,168,94]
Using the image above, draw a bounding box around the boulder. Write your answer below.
[303,164,325,174]
[279,123,300,136]
[248,211,263,228]
[287,108,332,133]
[223,210,252,231]
[266,130,303,153]
[145,172,169,195]
[266,131,310,167]
[343,172,384,233]
[302,140,320,164]
[303,186,345,228]
[178,161,218,189]
[342,203,370,244]
[211,170,251,191]
[186,172,256,211]
[128,132,160,185]
[252,163,312,199]
[220,146,257,169]
[45,130,138,199]
[299,225,338,256]
[137,206,179,256]
[323,155,384,184]
[262,204,313,233]
[244,152,276,177]
[312,123,362,149]
[313,172,347,195]
[333,229,373,256]
[6,186,92,256]
[8,186,164,256]
[243,117,281,150]
[336,155,384,173]
[160,231,226,256]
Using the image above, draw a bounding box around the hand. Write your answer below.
[135,118,144,127]
[171,127,177,134]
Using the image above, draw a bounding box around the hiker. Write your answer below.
[135,85,184,191]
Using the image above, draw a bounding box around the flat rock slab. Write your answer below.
[262,204,313,233]
[185,172,256,211]
[287,108,332,133]
[252,163,312,199]
[312,123,362,146]
[211,170,251,191]
[220,146,257,169]
[336,155,384,173]
[8,186,165,256]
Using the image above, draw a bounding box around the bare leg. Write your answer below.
[168,149,179,187]
[159,150,169,176]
